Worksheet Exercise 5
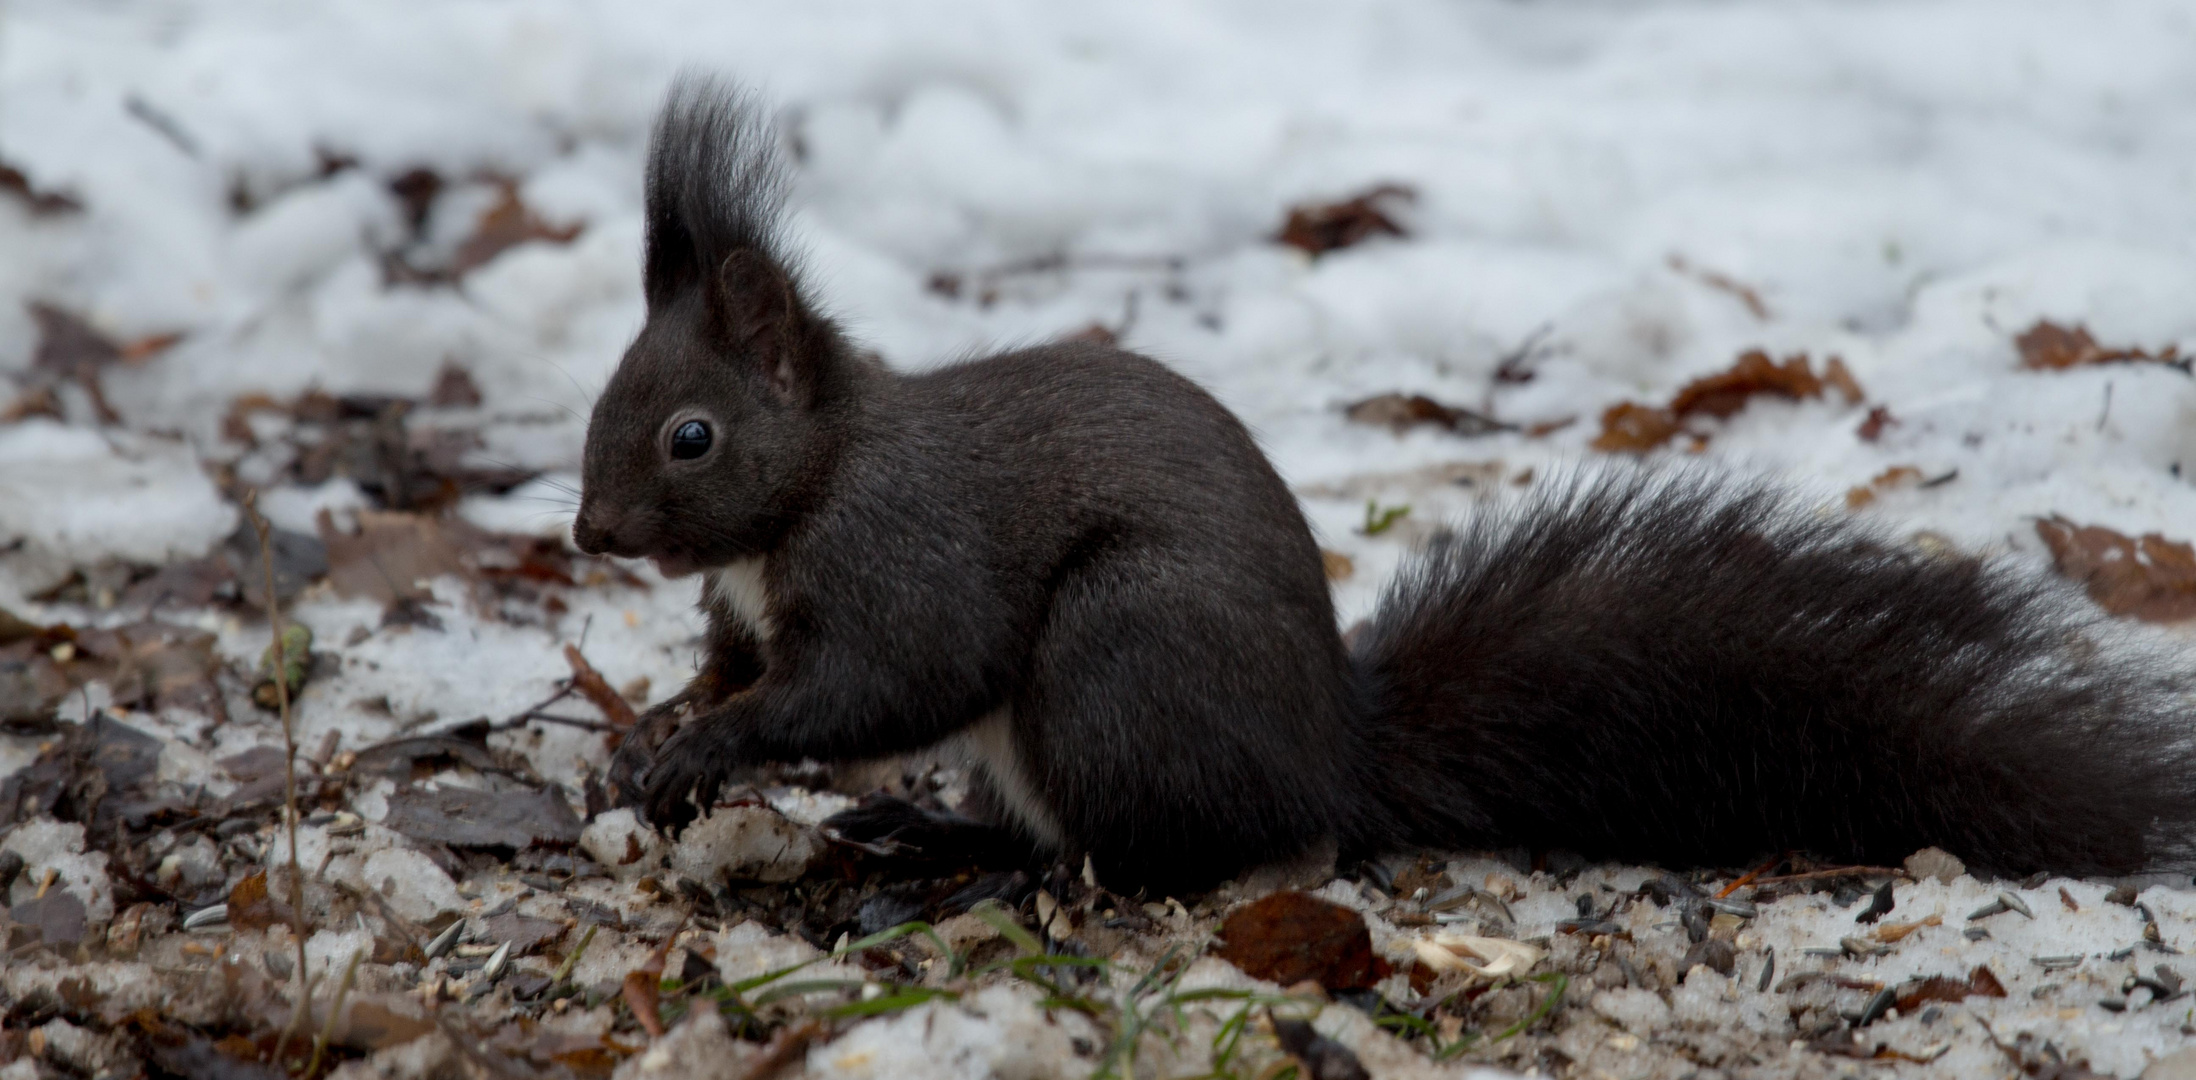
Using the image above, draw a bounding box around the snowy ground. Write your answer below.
[5,1,2196,1077]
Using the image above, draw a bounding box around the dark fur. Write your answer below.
[577,76,2196,894]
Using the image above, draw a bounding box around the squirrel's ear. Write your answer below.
[712,247,807,400]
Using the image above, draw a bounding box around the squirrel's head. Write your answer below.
[574,76,846,578]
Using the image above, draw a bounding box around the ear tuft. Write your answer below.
[642,74,787,310]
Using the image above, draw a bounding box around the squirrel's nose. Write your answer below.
[572,504,618,555]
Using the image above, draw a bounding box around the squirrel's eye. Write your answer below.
[670,420,712,460]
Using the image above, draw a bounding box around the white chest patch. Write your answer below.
[954,708,1065,850]
[708,557,774,643]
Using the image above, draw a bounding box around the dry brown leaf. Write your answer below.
[1320,550,1354,581]
[0,160,81,215]
[2035,516,2196,622]
[621,933,679,1039]
[8,304,180,424]
[1213,891,1389,991]
[450,182,583,278]
[1845,466,1924,510]
[227,872,294,932]
[318,509,474,608]
[2015,320,2185,372]
[425,363,483,408]
[1856,405,1898,442]
[1894,965,2006,1013]
[1591,402,1686,453]
[1344,393,1513,437]
[1275,184,1415,257]
[1594,350,1867,454]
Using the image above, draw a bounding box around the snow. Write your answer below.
[1,819,115,923]
[0,421,236,596]
[5,0,2196,1075]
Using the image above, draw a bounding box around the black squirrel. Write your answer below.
[574,77,2196,895]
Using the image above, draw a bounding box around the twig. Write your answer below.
[563,643,637,729]
[551,924,597,985]
[1752,866,1906,886]
[307,947,365,1078]
[491,711,619,734]
[246,491,316,1074]
[1716,852,1788,899]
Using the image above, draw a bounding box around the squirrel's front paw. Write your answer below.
[635,720,736,831]
[606,698,693,812]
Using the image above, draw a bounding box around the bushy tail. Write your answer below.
[1349,469,2196,876]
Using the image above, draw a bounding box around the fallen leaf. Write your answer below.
[2034,516,2196,622]
[1894,965,2007,1012]
[381,783,584,849]
[12,304,123,423]
[1845,466,1924,509]
[425,362,483,408]
[1344,393,1513,436]
[2015,321,2185,372]
[10,888,88,945]
[451,182,584,277]
[1320,550,1354,582]
[226,872,295,932]
[318,509,472,609]
[0,159,82,215]
[1856,405,1898,442]
[482,912,568,956]
[228,376,532,513]
[1213,891,1389,991]
[1592,402,1686,454]
[1275,184,1415,257]
[622,932,678,1039]
[1594,350,1866,453]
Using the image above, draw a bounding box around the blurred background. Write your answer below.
[4,0,2195,630]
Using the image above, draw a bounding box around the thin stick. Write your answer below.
[1716,852,1787,899]
[306,947,365,1078]
[1751,866,1906,886]
[245,491,314,1070]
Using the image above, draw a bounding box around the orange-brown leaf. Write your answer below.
[1668,350,1822,419]
[1213,891,1389,991]
[1591,402,1683,453]
[1845,466,1924,510]
[227,872,294,932]
[1275,184,1415,256]
[1595,349,1863,454]
[2016,320,2183,371]
[621,930,680,1039]
[450,183,584,278]
[2035,516,2196,622]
